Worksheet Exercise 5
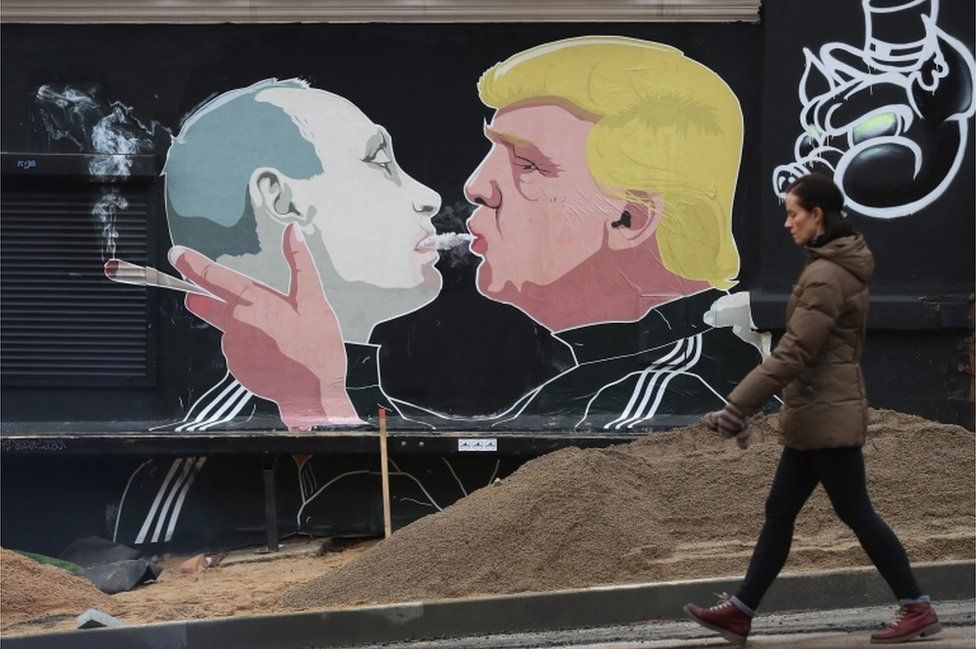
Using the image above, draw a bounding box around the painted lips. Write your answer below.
[469,234,487,255]
[413,232,439,260]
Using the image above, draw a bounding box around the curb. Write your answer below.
[6,561,973,649]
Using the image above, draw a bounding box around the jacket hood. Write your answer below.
[806,233,875,283]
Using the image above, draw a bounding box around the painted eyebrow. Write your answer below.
[483,122,533,148]
[483,122,559,169]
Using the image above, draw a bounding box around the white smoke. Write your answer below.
[34,83,172,256]
[419,232,474,251]
[35,85,101,149]
[89,104,156,176]
[34,83,170,177]
[93,188,127,259]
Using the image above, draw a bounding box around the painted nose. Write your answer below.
[464,164,502,209]
[412,186,441,216]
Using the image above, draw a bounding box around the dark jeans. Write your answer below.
[735,446,922,611]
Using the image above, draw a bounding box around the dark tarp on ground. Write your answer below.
[60,536,160,594]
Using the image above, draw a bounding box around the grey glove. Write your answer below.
[703,403,749,448]
[734,425,750,450]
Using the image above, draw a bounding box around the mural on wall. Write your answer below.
[2,26,776,551]
[107,36,769,548]
[114,453,505,547]
[154,36,764,434]
[772,0,975,218]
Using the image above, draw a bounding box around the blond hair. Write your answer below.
[478,36,742,289]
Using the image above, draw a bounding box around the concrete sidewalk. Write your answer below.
[607,627,974,648]
[5,561,973,649]
[352,600,975,648]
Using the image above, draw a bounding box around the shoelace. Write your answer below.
[887,606,909,628]
[712,592,735,610]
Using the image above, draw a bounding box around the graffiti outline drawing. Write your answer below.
[773,0,975,219]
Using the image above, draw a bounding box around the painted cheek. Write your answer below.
[515,171,544,201]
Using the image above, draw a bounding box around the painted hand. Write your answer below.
[168,223,362,430]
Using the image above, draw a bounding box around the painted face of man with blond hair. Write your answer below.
[443,36,767,431]
[465,36,742,331]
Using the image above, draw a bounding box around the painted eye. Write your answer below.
[852,111,902,145]
[365,147,393,172]
[514,156,540,172]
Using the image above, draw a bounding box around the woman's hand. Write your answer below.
[733,426,750,450]
[703,403,749,448]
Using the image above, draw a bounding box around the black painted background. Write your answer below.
[758,0,975,295]
[758,0,974,426]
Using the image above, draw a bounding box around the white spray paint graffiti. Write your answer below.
[773,0,975,219]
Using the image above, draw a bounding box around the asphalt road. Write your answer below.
[352,600,975,649]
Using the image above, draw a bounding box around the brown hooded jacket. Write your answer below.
[729,233,875,450]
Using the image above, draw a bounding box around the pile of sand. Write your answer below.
[282,409,975,609]
[0,548,115,628]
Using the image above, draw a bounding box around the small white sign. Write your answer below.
[458,438,497,452]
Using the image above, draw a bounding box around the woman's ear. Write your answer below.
[606,194,664,251]
[812,206,826,232]
[248,167,313,226]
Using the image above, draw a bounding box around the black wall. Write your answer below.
[1,8,972,554]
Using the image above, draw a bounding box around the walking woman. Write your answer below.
[684,174,940,646]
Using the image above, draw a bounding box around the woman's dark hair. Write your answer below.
[786,173,855,241]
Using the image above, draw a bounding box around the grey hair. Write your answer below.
[163,78,322,258]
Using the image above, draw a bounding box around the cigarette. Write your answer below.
[104,259,215,298]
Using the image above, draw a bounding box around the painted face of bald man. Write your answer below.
[166,81,444,342]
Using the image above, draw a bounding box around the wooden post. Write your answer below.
[379,408,392,538]
[261,455,279,553]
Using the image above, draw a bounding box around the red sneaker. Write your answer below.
[683,597,751,646]
[871,602,942,644]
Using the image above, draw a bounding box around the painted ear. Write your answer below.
[248,167,312,226]
[606,195,663,251]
